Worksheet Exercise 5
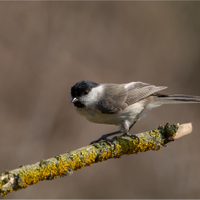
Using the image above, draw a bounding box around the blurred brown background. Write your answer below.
[0,1,200,199]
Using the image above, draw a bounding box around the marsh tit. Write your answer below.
[71,80,200,144]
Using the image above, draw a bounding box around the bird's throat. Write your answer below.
[74,101,85,108]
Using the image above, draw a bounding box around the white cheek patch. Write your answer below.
[83,85,103,105]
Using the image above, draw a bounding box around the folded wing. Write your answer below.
[124,82,167,106]
[97,82,167,114]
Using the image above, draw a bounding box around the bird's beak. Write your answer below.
[71,97,78,103]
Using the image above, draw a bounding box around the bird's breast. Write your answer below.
[74,100,147,127]
[74,106,120,125]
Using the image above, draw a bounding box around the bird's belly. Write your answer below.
[75,101,145,126]
[75,107,120,125]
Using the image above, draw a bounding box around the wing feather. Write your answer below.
[96,82,167,114]
[124,82,167,105]
[97,84,127,114]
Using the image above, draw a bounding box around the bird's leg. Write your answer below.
[90,130,121,145]
[121,121,140,143]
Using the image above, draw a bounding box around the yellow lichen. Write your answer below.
[18,156,74,189]
[2,124,176,197]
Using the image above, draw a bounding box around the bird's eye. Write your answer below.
[84,90,89,95]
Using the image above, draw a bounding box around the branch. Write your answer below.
[0,123,192,197]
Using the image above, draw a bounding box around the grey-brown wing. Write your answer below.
[96,82,167,114]
[97,84,128,114]
[124,82,167,105]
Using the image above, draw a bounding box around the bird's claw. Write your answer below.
[122,133,140,144]
[90,136,116,148]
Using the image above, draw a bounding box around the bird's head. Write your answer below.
[70,80,99,108]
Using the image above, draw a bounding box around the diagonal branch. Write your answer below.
[0,123,192,197]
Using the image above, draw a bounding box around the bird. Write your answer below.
[70,80,200,144]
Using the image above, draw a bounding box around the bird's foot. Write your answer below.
[90,134,116,147]
[121,132,140,144]
[90,131,121,145]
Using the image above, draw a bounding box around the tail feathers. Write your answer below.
[156,94,200,104]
